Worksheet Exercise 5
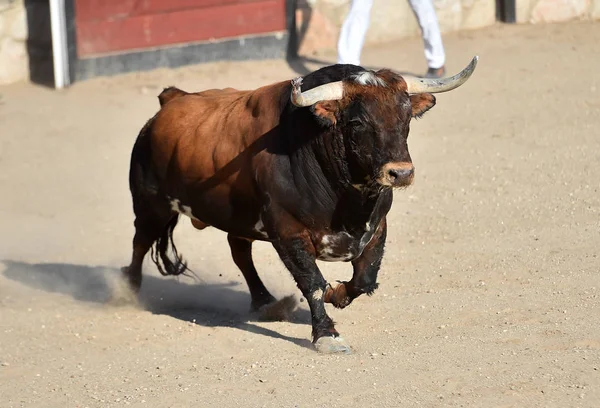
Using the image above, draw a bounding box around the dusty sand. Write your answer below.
[1,20,599,408]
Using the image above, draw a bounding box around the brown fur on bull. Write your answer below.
[158,86,240,106]
[122,58,478,354]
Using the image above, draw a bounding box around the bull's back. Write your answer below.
[151,92,252,182]
[158,86,241,106]
[150,81,286,182]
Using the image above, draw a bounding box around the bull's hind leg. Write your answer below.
[122,199,176,292]
[227,235,276,311]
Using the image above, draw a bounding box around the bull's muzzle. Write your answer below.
[379,162,414,187]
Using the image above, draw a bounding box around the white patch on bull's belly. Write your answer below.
[317,232,356,262]
[169,198,200,221]
[319,251,355,262]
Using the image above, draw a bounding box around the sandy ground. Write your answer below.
[1,20,599,408]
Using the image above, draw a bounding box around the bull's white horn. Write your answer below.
[290,77,345,107]
[404,55,479,94]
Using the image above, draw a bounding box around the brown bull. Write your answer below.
[122,57,478,353]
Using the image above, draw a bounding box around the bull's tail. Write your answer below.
[149,214,190,277]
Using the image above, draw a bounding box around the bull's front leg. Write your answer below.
[325,218,387,309]
[272,233,351,354]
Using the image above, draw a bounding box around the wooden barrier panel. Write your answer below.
[74,0,287,57]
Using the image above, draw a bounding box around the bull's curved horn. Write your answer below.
[290,77,344,107]
[404,56,479,94]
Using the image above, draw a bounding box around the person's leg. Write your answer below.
[407,0,446,77]
[337,0,374,65]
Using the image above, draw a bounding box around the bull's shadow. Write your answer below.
[1,260,313,350]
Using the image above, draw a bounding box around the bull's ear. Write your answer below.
[410,93,436,118]
[311,100,339,126]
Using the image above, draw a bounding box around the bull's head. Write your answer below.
[290,56,478,189]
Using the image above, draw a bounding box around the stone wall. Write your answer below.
[366,0,496,45]
[296,0,497,56]
[296,0,600,57]
[0,0,28,85]
[0,0,52,85]
[517,0,600,23]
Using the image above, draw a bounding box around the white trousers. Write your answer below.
[337,0,446,69]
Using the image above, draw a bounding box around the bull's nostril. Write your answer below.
[388,169,400,180]
[388,168,413,181]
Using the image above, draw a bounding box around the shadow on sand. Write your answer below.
[1,260,313,350]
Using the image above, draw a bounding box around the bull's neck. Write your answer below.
[289,132,387,224]
[290,138,388,230]
[282,110,384,215]
[290,134,351,197]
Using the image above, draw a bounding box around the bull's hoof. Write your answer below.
[250,294,277,313]
[102,266,141,307]
[324,283,353,309]
[256,295,297,322]
[120,266,141,293]
[313,336,352,355]
[332,295,352,309]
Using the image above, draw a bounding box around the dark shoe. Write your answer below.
[424,66,446,79]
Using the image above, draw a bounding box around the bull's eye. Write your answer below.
[349,118,366,131]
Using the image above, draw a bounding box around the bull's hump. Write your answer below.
[158,87,188,106]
